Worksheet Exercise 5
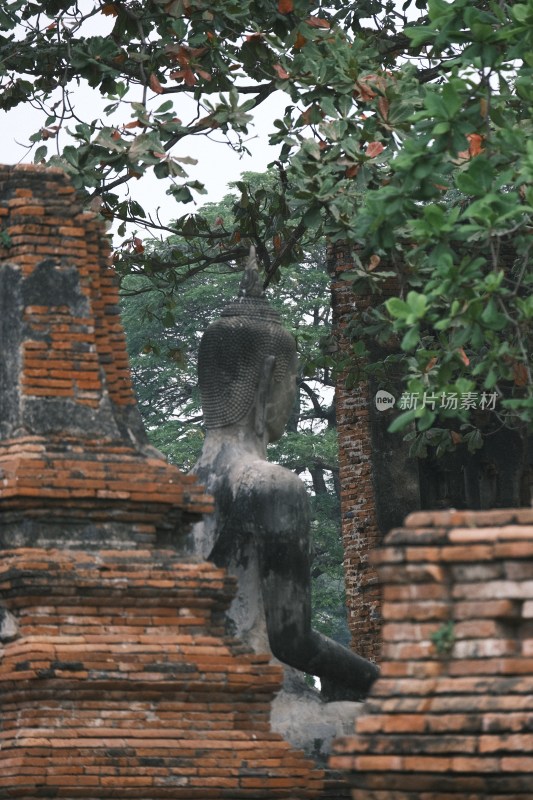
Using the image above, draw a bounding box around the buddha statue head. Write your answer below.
[198,248,297,442]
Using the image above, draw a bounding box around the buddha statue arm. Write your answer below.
[248,465,379,699]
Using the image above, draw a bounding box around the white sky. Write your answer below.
[1,3,288,240]
[2,87,286,234]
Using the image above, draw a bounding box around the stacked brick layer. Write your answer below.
[0,164,210,532]
[328,244,404,662]
[0,434,212,546]
[0,547,323,798]
[332,508,533,798]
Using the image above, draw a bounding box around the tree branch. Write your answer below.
[300,381,329,419]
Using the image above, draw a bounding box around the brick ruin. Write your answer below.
[0,164,324,799]
[328,243,532,661]
[328,244,381,664]
[332,507,533,798]
[328,242,533,795]
[4,162,533,800]
[328,244,419,663]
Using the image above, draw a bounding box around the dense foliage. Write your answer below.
[2,0,531,450]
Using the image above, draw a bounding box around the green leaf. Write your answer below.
[0,8,16,29]
[401,324,420,351]
[167,184,194,203]
[512,4,529,22]
[406,291,427,318]
[433,121,450,134]
[424,90,448,119]
[388,408,418,433]
[385,297,410,319]
[34,145,47,162]
[128,133,155,160]
[303,205,322,227]
[417,407,436,432]
[156,100,174,114]
[404,25,433,47]
[455,157,494,196]
[481,297,507,330]
[442,82,462,118]
[463,429,483,452]
[62,146,79,168]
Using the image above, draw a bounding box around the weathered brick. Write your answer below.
[0,165,326,800]
[333,510,533,799]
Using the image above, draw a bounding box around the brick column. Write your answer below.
[329,243,420,664]
[332,507,533,798]
[0,163,211,542]
[328,244,382,663]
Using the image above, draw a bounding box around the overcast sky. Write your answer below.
[2,3,287,240]
[3,87,286,238]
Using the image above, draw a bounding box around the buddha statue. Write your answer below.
[190,248,378,701]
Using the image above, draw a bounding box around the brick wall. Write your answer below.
[332,507,533,798]
[1,166,134,409]
[0,164,325,799]
[328,243,382,663]
[0,547,323,798]
[328,244,418,664]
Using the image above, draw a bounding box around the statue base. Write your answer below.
[272,685,362,766]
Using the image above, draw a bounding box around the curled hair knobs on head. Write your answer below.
[198,247,296,429]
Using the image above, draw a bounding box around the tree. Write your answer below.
[337,1,533,455]
[120,179,349,641]
[0,0,322,280]
[2,0,532,441]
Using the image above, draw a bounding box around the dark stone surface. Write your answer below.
[369,375,421,536]
[419,426,531,510]
[22,396,119,438]
[0,264,23,438]
[0,517,155,549]
[0,257,152,442]
[191,251,379,701]
[22,259,90,317]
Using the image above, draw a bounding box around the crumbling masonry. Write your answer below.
[0,164,323,799]
[332,507,533,798]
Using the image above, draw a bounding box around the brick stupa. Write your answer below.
[0,164,323,798]
[331,508,533,799]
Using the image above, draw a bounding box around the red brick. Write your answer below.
[332,505,533,797]
[0,166,325,799]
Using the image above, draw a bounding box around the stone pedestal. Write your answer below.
[332,508,533,798]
